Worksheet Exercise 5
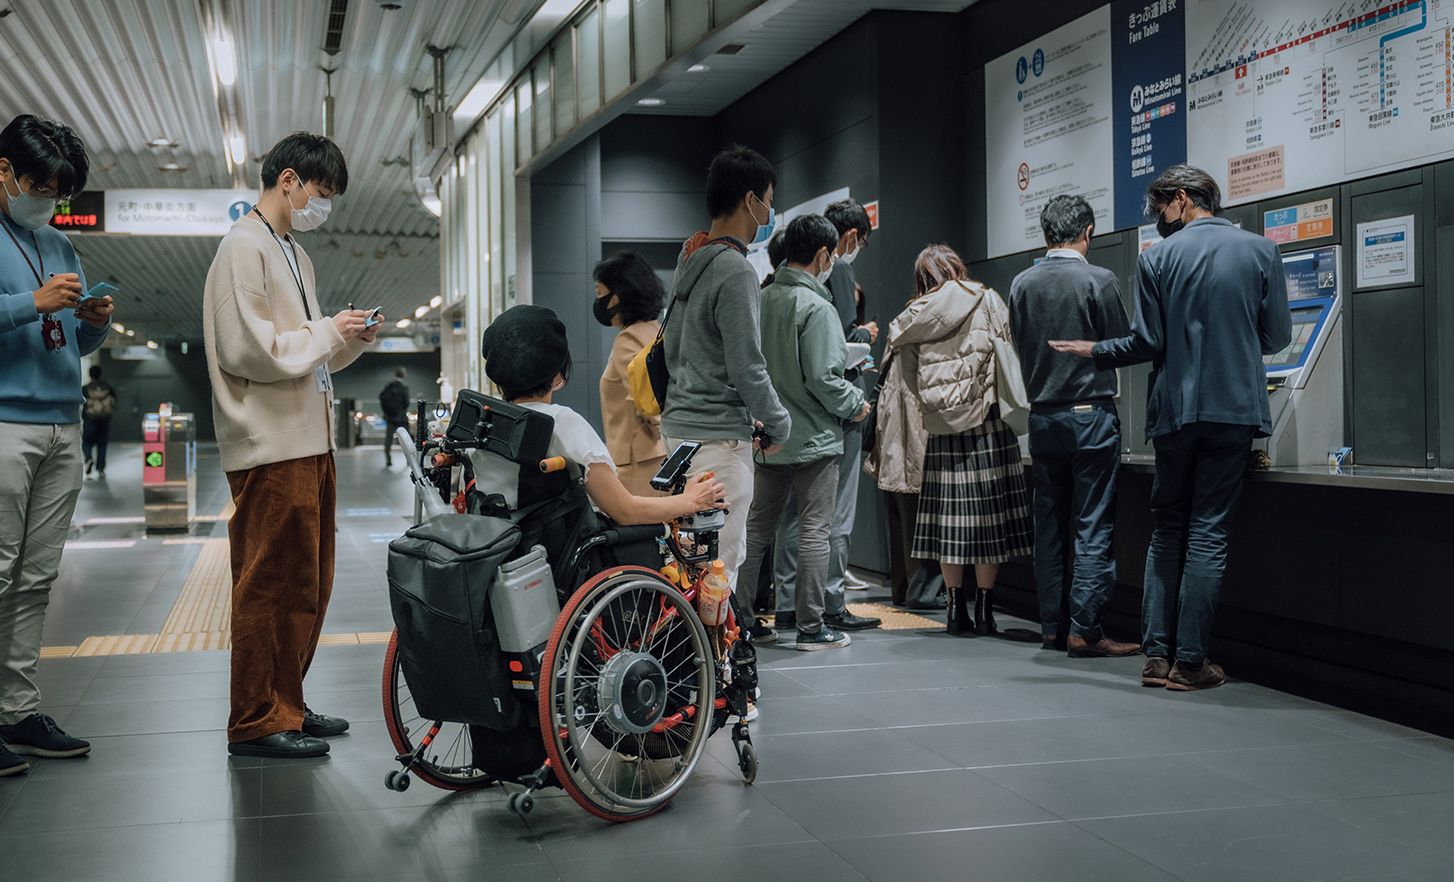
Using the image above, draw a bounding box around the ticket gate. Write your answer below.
[1259,246,1344,466]
[143,410,197,533]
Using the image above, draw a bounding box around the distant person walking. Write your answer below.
[1051,165,1291,690]
[380,366,410,467]
[0,114,113,775]
[204,132,376,758]
[888,244,1033,637]
[81,364,118,478]
[593,251,668,496]
[1009,194,1139,658]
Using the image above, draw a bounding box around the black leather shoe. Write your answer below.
[823,611,881,631]
[228,730,330,758]
[302,706,350,737]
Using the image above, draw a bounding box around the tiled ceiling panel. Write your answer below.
[0,0,517,342]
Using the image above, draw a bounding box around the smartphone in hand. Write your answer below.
[76,281,119,310]
[364,306,384,328]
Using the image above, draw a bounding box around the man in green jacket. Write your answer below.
[738,215,870,651]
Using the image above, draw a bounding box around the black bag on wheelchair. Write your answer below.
[386,514,525,732]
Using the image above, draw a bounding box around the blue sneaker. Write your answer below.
[0,713,91,758]
[794,626,851,651]
[0,743,29,776]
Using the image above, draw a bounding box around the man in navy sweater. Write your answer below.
[1010,195,1138,659]
[1052,165,1291,691]
[0,115,113,775]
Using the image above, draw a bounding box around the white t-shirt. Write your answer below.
[468,401,615,510]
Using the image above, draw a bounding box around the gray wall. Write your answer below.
[526,10,969,574]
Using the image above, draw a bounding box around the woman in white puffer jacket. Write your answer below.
[888,244,1033,636]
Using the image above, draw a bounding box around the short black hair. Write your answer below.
[705,144,774,220]
[824,199,871,243]
[593,251,666,326]
[260,132,349,195]
[783,214,840,266]
[0,115,89,200]
[395,366,407,379]
[1040,195,1096,247]
[1144,164,1220,218]
[766,228,787,268]
[89,365,103,380]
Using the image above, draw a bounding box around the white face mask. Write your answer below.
[840,234,862,266]
[3,175,58,230]
[815,253,835,285]
[286,175,332,232]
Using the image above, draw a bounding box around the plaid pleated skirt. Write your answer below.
[912,418,1033,565]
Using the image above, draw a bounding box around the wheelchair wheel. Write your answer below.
[539,566,715,822]
[382,629,495,791]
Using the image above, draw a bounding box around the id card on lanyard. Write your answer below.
[2,216,67,352]
[255,212,331,392]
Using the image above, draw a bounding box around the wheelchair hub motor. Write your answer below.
[596,651,669,735]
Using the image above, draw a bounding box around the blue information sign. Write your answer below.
[1111,0,1188,231]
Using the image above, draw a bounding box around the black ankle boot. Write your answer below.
[975,588,998,636]
[946,587,975,635]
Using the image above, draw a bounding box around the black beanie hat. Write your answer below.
[481,305,571,392]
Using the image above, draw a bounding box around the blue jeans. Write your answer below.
[1142,422,1256,664]
[1029,403,1120,641]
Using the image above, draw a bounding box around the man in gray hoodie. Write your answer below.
[662,145,790,640]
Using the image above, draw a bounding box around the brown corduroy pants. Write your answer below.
[225,453,336,743]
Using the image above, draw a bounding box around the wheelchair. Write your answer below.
[381,391,759,822]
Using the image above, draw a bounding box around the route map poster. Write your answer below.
[985,6,1115,258]
[1186,0,1454,205]
[985,0,1454,257]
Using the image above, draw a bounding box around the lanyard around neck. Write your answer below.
[252,210,312,320]
[0,214,45,287]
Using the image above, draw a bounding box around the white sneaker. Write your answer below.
[739,702,759,722]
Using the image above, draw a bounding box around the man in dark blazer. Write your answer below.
[1052,165,1291,692]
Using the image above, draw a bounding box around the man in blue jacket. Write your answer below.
[1053,165,1291,691]
[0,115,113,775]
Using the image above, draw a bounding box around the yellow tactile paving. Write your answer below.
[846,602,942,631]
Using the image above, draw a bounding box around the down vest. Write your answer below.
[887,279,1012,436]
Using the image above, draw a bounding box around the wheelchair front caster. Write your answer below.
[385,769,411,792]
[736,742,758,785]
[507,791,534,816]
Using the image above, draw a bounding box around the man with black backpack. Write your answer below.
[380,366,410,467]
[81,364,117,478]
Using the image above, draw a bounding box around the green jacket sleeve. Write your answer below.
[800,301,866,421]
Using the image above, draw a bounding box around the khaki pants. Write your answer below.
[0,422,83,725]
[226,454,336,742]
[663,437,756,593]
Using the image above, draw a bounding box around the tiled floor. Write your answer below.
[3,443,1454,881]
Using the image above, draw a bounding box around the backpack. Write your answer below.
[83,383,116,419]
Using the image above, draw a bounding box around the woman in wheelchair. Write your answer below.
[383,304,757,822]
[477,304,725,524]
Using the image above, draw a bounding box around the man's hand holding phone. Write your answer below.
[34,274,82,315]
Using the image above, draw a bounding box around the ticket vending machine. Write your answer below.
[1259,245,1343,466]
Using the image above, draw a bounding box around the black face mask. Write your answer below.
[592,295,618,327]
[1156,208,1185,240]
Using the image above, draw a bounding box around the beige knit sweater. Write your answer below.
[203,215,368,473]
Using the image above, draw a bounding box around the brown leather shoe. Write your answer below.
[1067,635,1143,658]
[1166,659,1226,691]
[1141,657,1171,687]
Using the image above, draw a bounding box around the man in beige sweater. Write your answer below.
[203,132,376,758]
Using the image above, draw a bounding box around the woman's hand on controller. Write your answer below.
[686,475,727,510]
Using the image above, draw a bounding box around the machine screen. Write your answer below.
[1264,306,1323,368]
